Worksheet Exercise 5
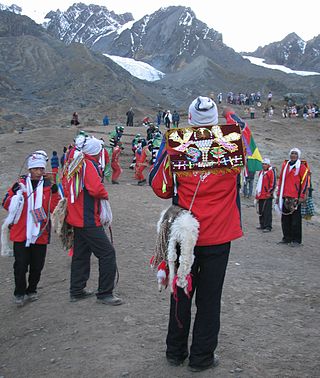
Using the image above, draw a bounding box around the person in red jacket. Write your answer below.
[110,138,123,184]
[255,158,276,232]
[150,96,243,372]
[65,136,123,305]
[2,150,60,307]
[135,138,151,185]
[276,148,309,246]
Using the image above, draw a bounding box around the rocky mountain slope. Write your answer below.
[245,32,320,72]
[1,5,320,133]
[43,4,320,98]
[44,3,133,48]
[45,5,245,73]
[0,10,165,133]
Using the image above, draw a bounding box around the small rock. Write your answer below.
[42,347,46,351]
[50,358,56,364]
[121,372,129,377]
[235,367,243,372]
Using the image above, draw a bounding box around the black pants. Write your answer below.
[258,198,273,230]
[13,242,47,296]
[166,243,230,368]
[281,204,302,243]
[70,226,116,298]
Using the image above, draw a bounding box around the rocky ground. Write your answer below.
[0,107,319,377]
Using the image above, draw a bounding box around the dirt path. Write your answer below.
[0,114,319,377]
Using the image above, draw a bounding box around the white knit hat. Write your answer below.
[262,158,271,165]
[188,96,218,126]
[289,147,301,159]
[82,137,103,156]
[27,150,48,169]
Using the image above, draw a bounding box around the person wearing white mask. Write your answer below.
[276,148,309,246]
[2,151,60,307]
[65,136,123,306]
[255,158,276,232]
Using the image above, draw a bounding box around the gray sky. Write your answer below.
[2,0,320,52]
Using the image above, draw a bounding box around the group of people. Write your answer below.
[281,104,319,119]
[226,91,262,106]
[2,134,124,309]
[1,95,314,374]
[255,149,311,244]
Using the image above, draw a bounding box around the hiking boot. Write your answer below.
[290,242,301,248]
[70,290,94,302]
[27,292,39,302]
[263,228,272,233]
[189,355,219,372]
[256,226,263,230]
[111,180,119,185]
[166,352,188,366]
[14,295,25,307]
[277,239,290,245]
[137,179,146,186]
[96,294,123,306]
[188,354,219,372]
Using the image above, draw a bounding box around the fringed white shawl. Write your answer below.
[26,175,44,247]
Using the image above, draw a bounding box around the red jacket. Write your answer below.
[135,146,149,165]
[255,168,276,200]
[149,141,243,246]
[277,160,309,200]
[65,155,109,227]
[2,177,60,244]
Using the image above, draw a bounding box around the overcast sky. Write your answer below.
[2,0,320,52]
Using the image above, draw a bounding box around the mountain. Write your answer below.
[0,10,164,132]
[245,32,320,72]
[94,6,231,73]
[45,5,246,73]
[0,3,21,14]
[44,3,133,48]
[1,6,320,134]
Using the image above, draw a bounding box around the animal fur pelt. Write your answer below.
[51,198,67,236]
[52,198,74,250]
[1,187,25,257]
[152,205,199,295]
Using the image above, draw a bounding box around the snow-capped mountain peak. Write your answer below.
[43,3,133,48]
[0,3,22,14]
[245,32,320,72]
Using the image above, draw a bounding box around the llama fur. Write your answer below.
[156,205,199,294]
